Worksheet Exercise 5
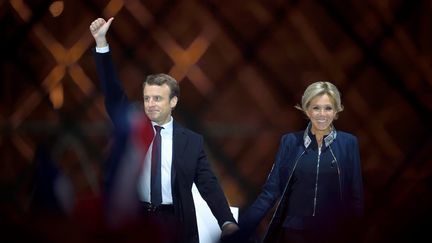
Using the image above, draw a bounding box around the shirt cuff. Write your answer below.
[95,45,110,53]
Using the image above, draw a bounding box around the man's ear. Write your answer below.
[170,96,178,109]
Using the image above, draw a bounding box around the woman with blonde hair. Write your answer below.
[238,81,364,243]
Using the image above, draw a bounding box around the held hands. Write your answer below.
[89,17,114,47]
[221,222,240,239]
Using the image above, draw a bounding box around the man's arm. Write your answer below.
[89,18,130,126]
[193,136,239,238]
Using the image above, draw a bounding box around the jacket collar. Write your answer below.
[303,122,337,148]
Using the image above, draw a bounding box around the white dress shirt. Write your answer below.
[138,117,174,204]
[95,45,109,53]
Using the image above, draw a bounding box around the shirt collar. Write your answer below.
[303,122,337,148]
[151,116,173,134]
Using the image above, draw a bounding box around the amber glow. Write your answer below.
[49,1,64,17]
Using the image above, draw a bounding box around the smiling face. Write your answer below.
[305,93,337,135]
[143,84,178,125]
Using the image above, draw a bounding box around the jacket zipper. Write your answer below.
[329,146,342,201]
[266,150,306,229]
[313,146,321,216]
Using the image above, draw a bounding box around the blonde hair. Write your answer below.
[295,81,344,117]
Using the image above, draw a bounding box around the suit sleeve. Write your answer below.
[93,50,130,128]
[193,135,237,228]
[350,136,364,218]
[93,49,151,199]
[237,135,287,233]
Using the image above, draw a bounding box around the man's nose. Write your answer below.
[148,98,156,106]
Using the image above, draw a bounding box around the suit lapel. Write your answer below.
[172,122,187,189]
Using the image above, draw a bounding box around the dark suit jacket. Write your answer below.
[93,50,236,242]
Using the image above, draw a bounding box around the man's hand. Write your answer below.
[89,17,114,48]
[221,222,240,238]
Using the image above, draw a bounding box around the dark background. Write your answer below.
[1,0,431,242]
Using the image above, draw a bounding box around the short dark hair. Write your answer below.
[143,73,180,99]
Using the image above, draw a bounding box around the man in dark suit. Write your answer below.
[89,17,238,242]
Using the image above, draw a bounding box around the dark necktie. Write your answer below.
[151,125,163,206]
